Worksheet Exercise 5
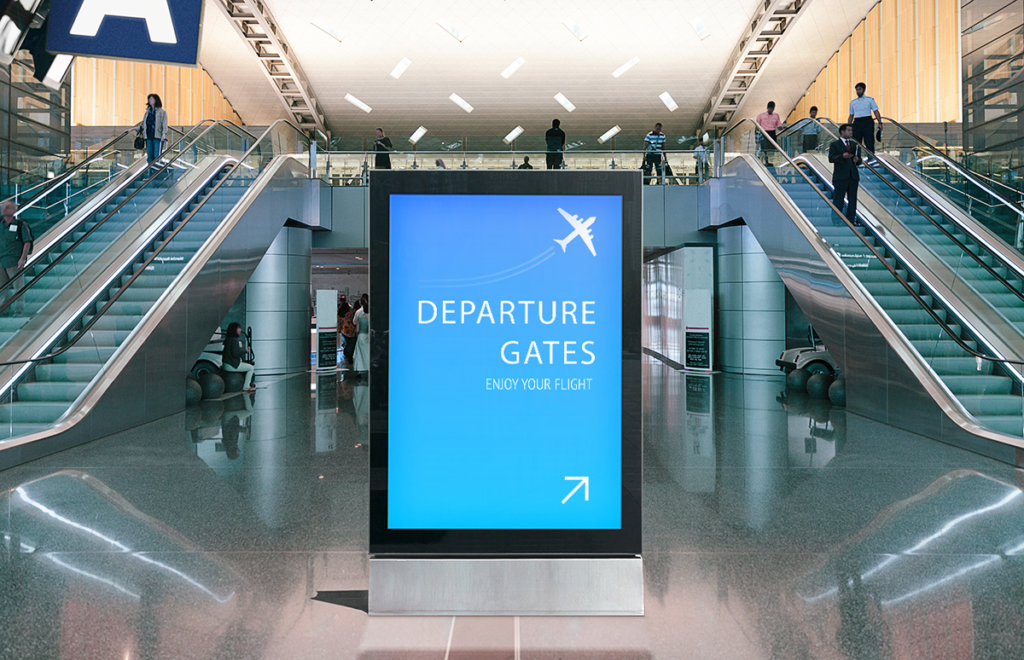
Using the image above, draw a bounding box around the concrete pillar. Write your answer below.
[246,227,312,375]
[717,225,786,375]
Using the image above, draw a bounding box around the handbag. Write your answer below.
[134,129,145,150]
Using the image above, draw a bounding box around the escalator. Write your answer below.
[0,120,317,468]
[721,119,1024,463]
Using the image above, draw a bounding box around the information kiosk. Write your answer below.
[369,171,642,615]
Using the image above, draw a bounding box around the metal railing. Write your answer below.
[313,148,716,186]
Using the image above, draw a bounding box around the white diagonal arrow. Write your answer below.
[562,476,589,504]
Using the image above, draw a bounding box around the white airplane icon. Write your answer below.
[554,208,597,256]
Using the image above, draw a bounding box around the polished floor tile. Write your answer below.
[3,363,1024,658]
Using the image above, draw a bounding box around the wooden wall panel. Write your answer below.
[865,4,882,94]
[851,22,866,97]
[897,0,918,121]
[72,58,243,126]
[826,54,840,120]
[785,0,961,128]
[917,0,938,121]
[94,59,114,125]
[936,0,961,121]
[881,0,899,117]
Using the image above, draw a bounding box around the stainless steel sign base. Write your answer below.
[369,556,644,616]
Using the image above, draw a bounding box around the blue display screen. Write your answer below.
[388,194,623,529]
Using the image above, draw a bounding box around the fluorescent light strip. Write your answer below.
[562,19,588,41]
[390,57,411,79]
[690,17,711,40]
[42,54,73,91]
[612,56,640,78]
[437,20,465,42]
[344,93,372,113]
[554,92,576,112]
[310,20,342,42]
[449,93,474,113]
[503,126,524,144]
[501,57,525,79]
[659,91,679,112]
[409,126,428,145]
[598,125,621,143]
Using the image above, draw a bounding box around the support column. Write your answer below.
[246,227,312,375]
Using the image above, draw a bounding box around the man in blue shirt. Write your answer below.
[847,82,882,155]
[643,123,666,184]
[801,106,823,152]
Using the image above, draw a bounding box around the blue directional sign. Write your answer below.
[47,0,204,65]
[387,194,624,530]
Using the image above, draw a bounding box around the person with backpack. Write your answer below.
[0,201,32,309]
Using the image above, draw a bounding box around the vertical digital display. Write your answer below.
[388,194,623,529]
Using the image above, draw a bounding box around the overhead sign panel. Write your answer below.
[47,0,203,65]
[369,171,642,556]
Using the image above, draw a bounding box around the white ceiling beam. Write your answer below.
[214,0,327,134]
[699,0,811,136]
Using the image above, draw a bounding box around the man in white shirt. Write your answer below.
[847,82,882,155]
[801,106,823,152]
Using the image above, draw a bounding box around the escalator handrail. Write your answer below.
[721,118,1024,368]
[4,128,137,213]
[804,118,1024,306]
[0,120,250,318]
[0,120,308,369]
[7,120,219,219]
[879,116,1024,210]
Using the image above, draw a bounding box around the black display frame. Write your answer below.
[369,170,642,556]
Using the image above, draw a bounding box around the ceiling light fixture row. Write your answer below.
[501,57,526,79]
[503,126,525,144]
[612,56,640,78]
[553,92,576,113]
[408,126,428,145]
[390,57,412,79]
[449,93,474,113]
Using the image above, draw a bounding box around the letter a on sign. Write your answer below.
[47,0,202,65]
[71,0,177,43]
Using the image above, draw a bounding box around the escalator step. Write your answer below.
[941,375,1013,395]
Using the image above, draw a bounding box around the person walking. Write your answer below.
[545,119,566,169]
[643,122,666,184]
[373,128,393,169]
[847,82,882,155]
[694,138,710,181]
[802,106,823,152]
[353,296,370,376]
[755,101,783,166]
[341,299,359,369]
[221,322,256,391]
[828,123,862,225]
[136,93,168,165]
[0,201,31,310]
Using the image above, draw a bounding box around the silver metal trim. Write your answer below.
[368,557,644,616]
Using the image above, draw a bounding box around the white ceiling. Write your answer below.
[198,0,879,140]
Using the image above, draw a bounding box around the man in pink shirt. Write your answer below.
[755,101,784,166]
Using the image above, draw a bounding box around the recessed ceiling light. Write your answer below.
[503,126,525,144]
[390,57,412,79]
[344,93,372,113]
[690,17,711,40]
[449,93,474,113]
[437,20,465,42]
[501,57,526,79]
[310,20,342,42]
[612,56,640,78]
[554,92,576,112]
[409,126,428,145]
[598,126,621,143]
[562,19,588,41]
[659,92,679,112]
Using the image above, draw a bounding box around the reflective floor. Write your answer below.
[3,358,1024,658]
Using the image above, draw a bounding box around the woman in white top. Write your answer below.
[353,296,370,375]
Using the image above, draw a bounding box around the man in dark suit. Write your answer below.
[828,123,861,225]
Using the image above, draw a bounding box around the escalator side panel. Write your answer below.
[0,157,314,469]
[722,154,1023,465]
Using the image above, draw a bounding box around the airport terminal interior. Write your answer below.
[1,0,1024,657]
